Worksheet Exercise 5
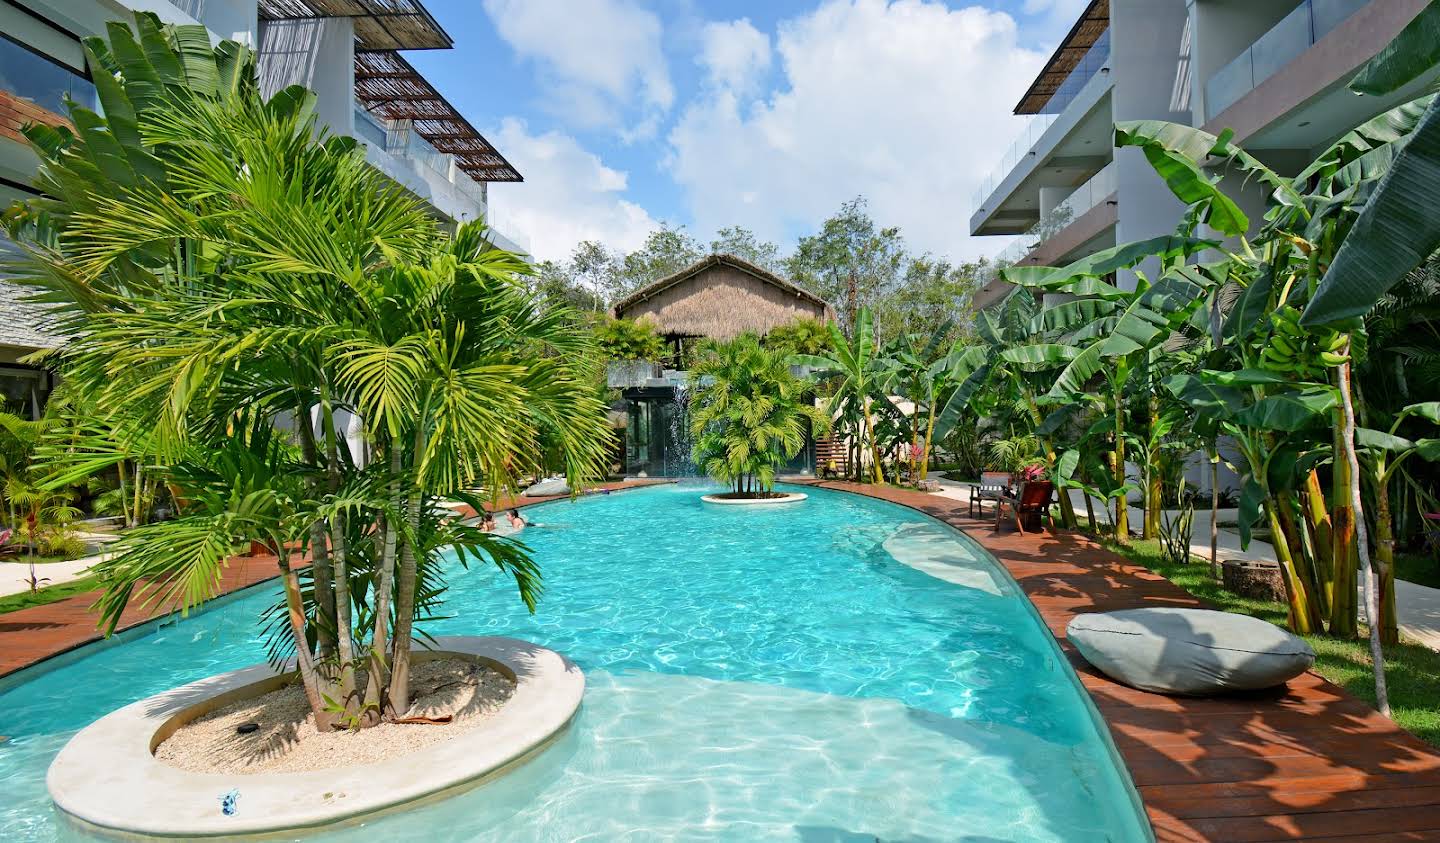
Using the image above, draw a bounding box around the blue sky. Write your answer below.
[406,0,1088,263]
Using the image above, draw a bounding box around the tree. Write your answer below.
[710,226,781,271]
[795,307,889,484]
[689,335,828,497]
[762,318,833,357]
[785,197,905,336]
[616,225,703,295]
[8,16,610,730]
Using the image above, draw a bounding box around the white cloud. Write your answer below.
[481,0,673,136]
[667,0,1046,261]
[698,19,772,94]
[483,118,658,261]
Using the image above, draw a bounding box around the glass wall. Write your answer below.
[0,33,97,116]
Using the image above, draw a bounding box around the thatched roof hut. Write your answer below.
[612,254,832,340]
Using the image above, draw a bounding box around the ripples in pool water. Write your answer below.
[0,483,1147,841]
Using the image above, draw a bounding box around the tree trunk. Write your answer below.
[321,396,358,715]
[1112,392,1129,544]
[1301,468,1335,618]
[1143,397,1161,540]
[362,446,402,725]
[276,545,338,731]
[1209,450,1220,578]
[116,459,132,528]
[1374,468,1401,646]
[294,405,337,661]
[919,402,938,481]
[1337,351,1390,716]
[1329,420,1359,638]
[1266,492,1325,634]
[1084,493,1097,536]
[861,400,884,484]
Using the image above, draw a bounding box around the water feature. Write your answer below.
[0,484,1149,841]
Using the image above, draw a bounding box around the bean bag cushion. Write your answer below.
[523,478,570,497]
[1067,608,1315,695]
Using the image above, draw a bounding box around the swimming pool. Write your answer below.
[0,483,1150,841]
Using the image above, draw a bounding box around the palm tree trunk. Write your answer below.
[1143,397,1161,540]
[321,396,358,712]
[389,423,429,716]
[1337,350,1390,715]
[276,544,337,731]
[363,445,402,725]
[116,459,132,528]
[294,404,336,661]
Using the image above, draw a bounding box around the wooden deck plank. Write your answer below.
[801,480,1440,843]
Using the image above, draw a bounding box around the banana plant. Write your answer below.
[878,320,954,481]
[795,306,888,484]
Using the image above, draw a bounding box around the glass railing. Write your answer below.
[353,102,487,215]
[1204,0,1369,121]
[0,33,97,117]
[978,161,1117,284]
[972,29,1111,213]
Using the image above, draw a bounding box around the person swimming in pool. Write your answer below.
[480,513,496,532]
[506,509,527,530]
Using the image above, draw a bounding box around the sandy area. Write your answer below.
[154,657,515,774]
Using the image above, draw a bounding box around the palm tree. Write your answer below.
[794,307,887,484]
[689,335,828,496]
[6,16,609,730]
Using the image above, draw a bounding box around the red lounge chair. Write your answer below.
[995,481,1055,535]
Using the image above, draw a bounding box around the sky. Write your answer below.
[407,0,1092,264]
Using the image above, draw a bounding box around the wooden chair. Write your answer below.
[969,471,1012,517]
[995,480,1055,535]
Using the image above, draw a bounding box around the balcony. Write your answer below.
[971,29,1110,213]
[353,104,490,221]
[1204,0,1369,122]
[995,162,1116,268]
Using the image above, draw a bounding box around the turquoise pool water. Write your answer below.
[0,484,1149,841]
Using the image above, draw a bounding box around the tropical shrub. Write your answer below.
[763,317,833,356]
[594,316,667,361]
[690,335,828,496]
[5,16,609,730]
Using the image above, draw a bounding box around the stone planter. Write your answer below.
[1222,559,1286,602]
[47,637,582,839]
[700,492,808,505]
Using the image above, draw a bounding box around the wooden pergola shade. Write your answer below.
[354,50,522,183]
[257,0,452,51]
[1014,0,1109,115]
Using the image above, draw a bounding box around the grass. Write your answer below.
[1395,551,1440,589]
[0,574,103,616]
[1099,535,1440,748]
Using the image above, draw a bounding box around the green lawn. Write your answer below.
[1099,537,1440,748]
[1395,551,1440,589]
[0,575,103,616]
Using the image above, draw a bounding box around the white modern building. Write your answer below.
[970,0,1436,309]
[0,0,525,416]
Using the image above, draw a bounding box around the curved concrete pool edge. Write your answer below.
[47,636,584,839]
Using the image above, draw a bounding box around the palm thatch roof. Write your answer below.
[613,254,829,315]
[257,0,451,51]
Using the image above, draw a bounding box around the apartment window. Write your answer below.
[0,30,98,117]
[0,364,50,420]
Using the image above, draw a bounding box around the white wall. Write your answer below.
[159,0,257,45]
[1187,0,1300,124]
[256,17,354,137]
[1112,0,1194,291]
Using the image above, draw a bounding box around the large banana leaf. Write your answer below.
[1116,121,1248,235]
[1046,341,1105,398]
[1027,297,1118,336]
[1349,1,1440,96]
[1000,343,1080,371]
[1101,271,1209,357]
[1002,235,1219,288]
[1301,96,1440,325]
[1231,386,1337,432]
[1164,373,1244,419]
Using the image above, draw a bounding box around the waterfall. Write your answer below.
[664,379,698,477]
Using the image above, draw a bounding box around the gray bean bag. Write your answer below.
[1067,608,1315,695]
[523,478,570,497]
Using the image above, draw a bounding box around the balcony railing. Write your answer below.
[971,29,1111,212]
[0,33,97,117]
[979,161,1117,283]
[1204,0,1369,122]
[353,103,489,212]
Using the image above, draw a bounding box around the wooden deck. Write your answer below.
[802,480,1440,842]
